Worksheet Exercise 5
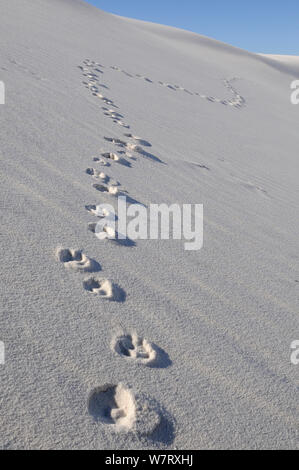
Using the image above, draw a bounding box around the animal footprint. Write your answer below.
[122,70,133,77]
[56,247,100,272]
[87,384,136,430]
[88,222,136,247]
[112,333,154,365]
[86,168,107,180]
[190,162,210,171]
[83,276,125,301]
[88,384,161,434]
[87,169,113,183]
[243,182,268,196]
[101,152,131,167]
[93,157,110,166]
[101,152,120,162]
[123,134,151,147]
[104,137,126,147]
[112,333,171,367]
[93,183,109,193]
[85,205,112,218]
[88,222,116,240]
[125,143,144,153]
[106,110,124,119]
[93,183,118,195]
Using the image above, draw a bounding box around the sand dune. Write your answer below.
[0,0,298,449]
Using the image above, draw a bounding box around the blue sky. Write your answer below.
[85,0,299,55]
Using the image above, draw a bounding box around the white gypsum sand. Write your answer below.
[0,0,298,450]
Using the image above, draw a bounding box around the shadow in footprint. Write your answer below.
[147,409,175,446]
[104,137,127,146]
[93,183,118,195]
[119,191,146,207]
[93,184,108,193]
[101,151,132,168]
[88,384,134,428]
[113,333,171,368]
[190,162,210,171]
[138,399,175,446]
[88,385,166,438]
[148,344,172,369]
[138,149,165,165]
[83,276,126,302]
[56,247,101,273]
[124,134,152,148]
[122,71,133,77]
[93,157,111,167]
[117,158,132,168]
[85,205,119,221]
[88,223,136,248]
[113,236,136,248]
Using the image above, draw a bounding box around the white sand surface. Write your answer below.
[259,53,299,75]
[0,0,298,449]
